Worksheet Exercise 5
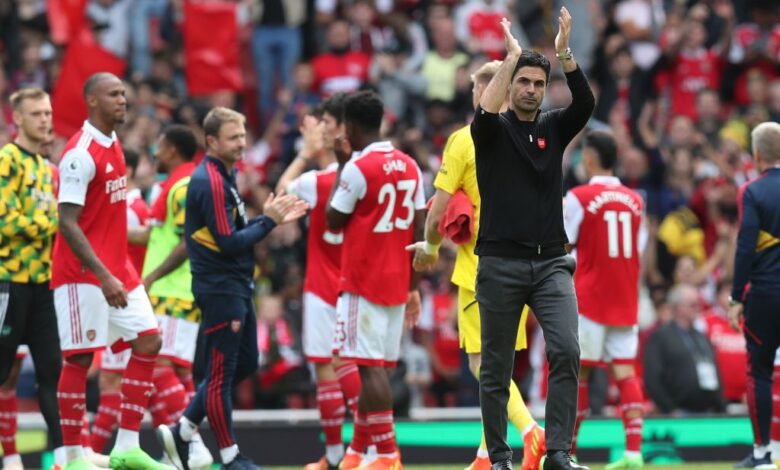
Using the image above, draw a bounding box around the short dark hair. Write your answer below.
[83,72,118,99]
[322,92,348,124]
[124,148,141,174]
[512,50,551,83]
[162,124,198,161]
[583,130,617,171]
[343,91,384,133]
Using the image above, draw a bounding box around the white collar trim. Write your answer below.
[82,120,117,148]
[589,175,621,185]
[353,141,394,159]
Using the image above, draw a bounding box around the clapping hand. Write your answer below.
[500,17,522,57]
[555,6,572,54]
[264,192,309,225]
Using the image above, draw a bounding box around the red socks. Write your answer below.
[152,366,187,426]
[367,410,396,455]
[90,391,121,453]
[335,362,361,417]
[0,389,18,456]
[349,411,370,454]
[572,379,589,455]
[179,373,196,401]
[119,352,156,431]
[317,381,345,446]
[58,360,88,446]
[771,366,780,443]
[617,376,644,453]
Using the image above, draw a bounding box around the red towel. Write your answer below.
[435,190,475,245]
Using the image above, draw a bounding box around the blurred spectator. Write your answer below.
[453,0,524,60]
[614,0,665,70]
[250,0,305,121]
[660,2,733,120]
[255,295,308,408]
[87,0,132,58]
[643,284,726,414]
[369,39,427,130]
[129,0,170,78]
[420,18,469,103]
[311,19,371,97]
[697,280,746,403]
[727,0,780,105]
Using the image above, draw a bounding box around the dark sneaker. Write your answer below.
[733,454,777,469]
[156,424,191,470]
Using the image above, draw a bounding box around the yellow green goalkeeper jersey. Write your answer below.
[0,143,58,283]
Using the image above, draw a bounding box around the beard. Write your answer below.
[513,97,539,114]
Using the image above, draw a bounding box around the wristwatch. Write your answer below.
[556,47,573,61]
[728,295,742,307]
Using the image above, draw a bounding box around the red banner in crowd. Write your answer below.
[51,31,127,137]
[183,0,243,96]
[47,0,88,45]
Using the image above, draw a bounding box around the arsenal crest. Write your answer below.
[538,138,546,149]
[231,320,241,333]
[87,329,96,341]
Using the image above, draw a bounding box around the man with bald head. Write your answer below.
[52,72,172,470]
[729,121,780,469]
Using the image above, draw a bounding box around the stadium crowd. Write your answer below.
[1,0,780,431]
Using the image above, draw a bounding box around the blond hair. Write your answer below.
[470,60,503,85]
[751,121,780,164]
[203,107,246,138]
[9,87,49,111]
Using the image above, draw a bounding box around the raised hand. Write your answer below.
[333,134,353,166]
[500,17,522,57]
[299,115,325,158]
[555,6,572,54]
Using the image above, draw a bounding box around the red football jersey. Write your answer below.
[289,165,343,306]
[330,141,425,306]
[51,121,140,290]
[701,313,746,402]
[669,48,723,119]
[311,52,371,97]
[127,188,150,276]
[564,176,645,326]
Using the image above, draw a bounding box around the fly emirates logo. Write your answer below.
[105,175,128,203]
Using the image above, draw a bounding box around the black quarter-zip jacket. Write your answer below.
[471,66,595,259]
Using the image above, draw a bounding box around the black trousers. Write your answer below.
[476,255,580,462]
[183,293,259,449]
[0,281,63,448]
[743,290,780,447]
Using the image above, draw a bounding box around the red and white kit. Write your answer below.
[330,141,425,367]
[52,121,158,356]
[287,163,344,363]
[564,175,646,366]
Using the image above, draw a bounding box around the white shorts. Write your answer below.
[100,348,131,372]
[302,292,338,363]
[337,292,404,367]
[158,315,199,367]
[578,314,638,366]
[54,284,159,356]
[775,348,780,366]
